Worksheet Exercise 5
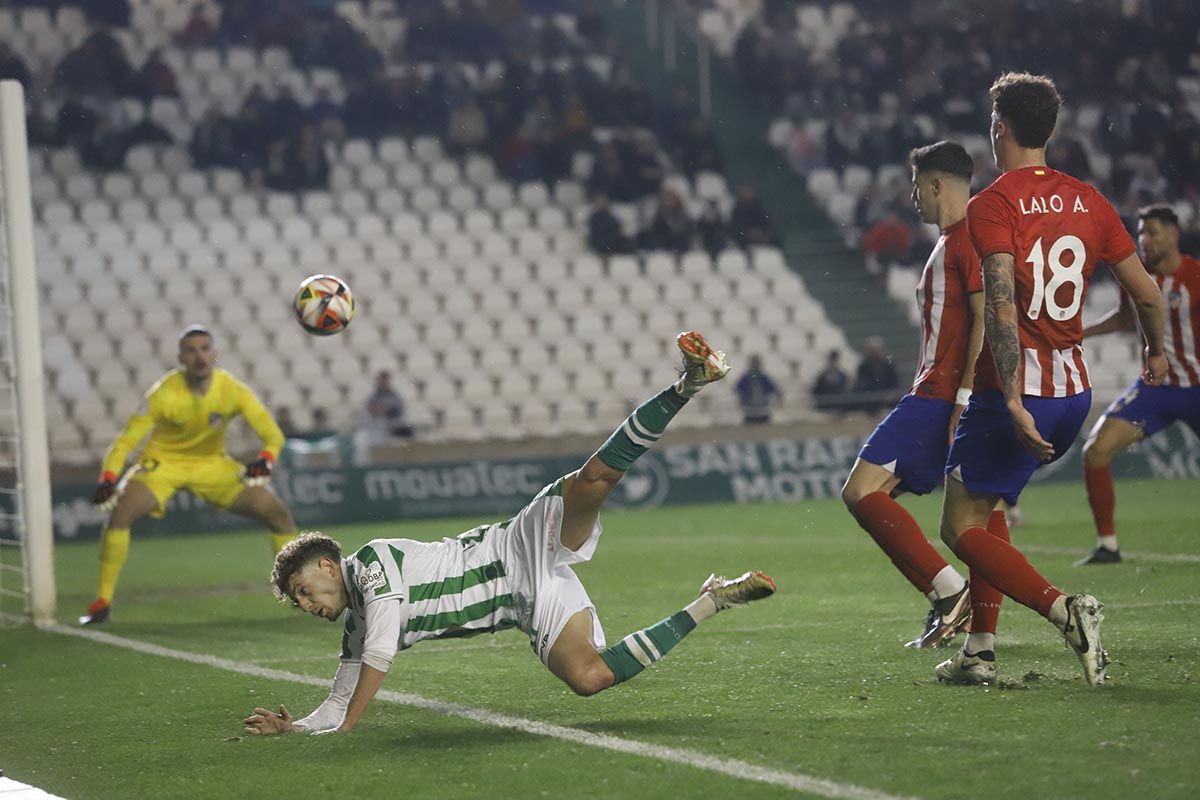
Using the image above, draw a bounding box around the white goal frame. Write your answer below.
[0,79,56,626]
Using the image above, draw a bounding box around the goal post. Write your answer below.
[0,79,56,627]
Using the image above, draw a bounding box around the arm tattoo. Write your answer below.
[982,253,1022,401]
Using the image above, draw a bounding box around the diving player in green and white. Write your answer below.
[242,332,777,735]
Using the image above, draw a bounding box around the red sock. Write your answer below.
[1084,463,1116,539]
[853,492,946,597]
[955,525,1063,618]
[968,510,1009,634]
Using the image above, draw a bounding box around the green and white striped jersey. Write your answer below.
[338,523,529,670]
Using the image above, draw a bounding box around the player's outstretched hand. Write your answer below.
[92,477,119,511]
[1007,401,1054,461]
[1143,351,1169,386]
[243,704,296,735]
[243,455,274,487]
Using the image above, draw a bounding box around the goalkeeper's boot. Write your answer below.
[1060,594,1109,686]
[700,571,777,611]
[79,598,111,626]
[935,646,997,685]
[916,584,972,649]
[675,331,730,396]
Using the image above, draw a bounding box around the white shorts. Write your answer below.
[494,479,607,665]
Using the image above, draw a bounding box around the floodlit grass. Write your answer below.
[2,478,1197,799]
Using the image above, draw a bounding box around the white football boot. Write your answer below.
[1061,594,1109,686]
[935,646,997,685]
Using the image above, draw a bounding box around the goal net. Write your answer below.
[0,79,56,626]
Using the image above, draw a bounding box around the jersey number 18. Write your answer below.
[1026,234,1086,321]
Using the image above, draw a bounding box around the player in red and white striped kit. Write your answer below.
[1079,205,1200,564]
[935,73,1167,687]
[842,141,989,650]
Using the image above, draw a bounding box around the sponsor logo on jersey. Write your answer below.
[209,412,225,427]
[357,561,387,593]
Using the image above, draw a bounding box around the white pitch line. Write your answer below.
[1022,545,1200,564]
[22,620,916,800]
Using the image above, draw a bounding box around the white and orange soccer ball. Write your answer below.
[293,274,354,336]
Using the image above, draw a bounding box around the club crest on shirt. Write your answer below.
[208,412,225,427]
[1168,290,1182,310]
[357,561,387,593]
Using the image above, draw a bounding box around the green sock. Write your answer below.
[596,387,688,471]
[599,610,698,685]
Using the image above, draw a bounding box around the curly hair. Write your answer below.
[989,72,1062,149]
[270,531,342,602]
[908,140,974,181]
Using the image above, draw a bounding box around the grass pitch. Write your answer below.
[2,478,1198,800]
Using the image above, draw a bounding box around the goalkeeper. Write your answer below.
[80,325,298,625]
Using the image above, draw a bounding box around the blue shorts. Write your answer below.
[1104,378,1200,437]
[859,394,954,495]
[946,389,1092,506]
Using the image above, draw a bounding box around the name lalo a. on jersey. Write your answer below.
[1017,193,1090,215]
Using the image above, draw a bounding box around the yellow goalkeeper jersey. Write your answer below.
[101,368,284,477]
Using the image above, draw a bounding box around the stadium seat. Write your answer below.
[483,182,516,211]
[806,168,839,202]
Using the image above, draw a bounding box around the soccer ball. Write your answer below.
[293,274,354,336]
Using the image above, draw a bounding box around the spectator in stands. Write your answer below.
[0,43,31,89]
[587,194,633,255]
[54,29,134,97]
[627,133,666,199]
[1125,157,1170,210]
[679,116,723,177]
[446,97,488,154]
[55,92,97,149]
[277,407,300,439]
[639,188,695,253]
[851,336,899,411]
[80,116,128,171]
[175,3,217,47]
[730,184,776,247]
[812,350,849,410]
[303,88,344,143]
[861,212,913,275]
[588,144,636,203]
[268,86,306,140]
[735,355,782,425]
[698,200,729,256]
[190,106,238,168]
[26,99,58,147]
[307,408,337,441]
[361,372,414,441]
[827,107,867,167]
[233,85,275,176]
[133,49,179,101]
[266,123,330,191]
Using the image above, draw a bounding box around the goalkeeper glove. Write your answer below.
[244,452,275,487]
[93,472,119,511]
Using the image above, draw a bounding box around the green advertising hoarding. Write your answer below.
[6,425,1198,542]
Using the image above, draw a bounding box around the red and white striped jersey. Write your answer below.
[966,166,1136,398]
[1159,254,1200,387]
[911,219,982,402]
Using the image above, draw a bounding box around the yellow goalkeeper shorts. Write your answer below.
[126,455,247,517]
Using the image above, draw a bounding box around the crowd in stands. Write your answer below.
[1,0,764,251]
[686,0,1200,265]
[588,182,776,255]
